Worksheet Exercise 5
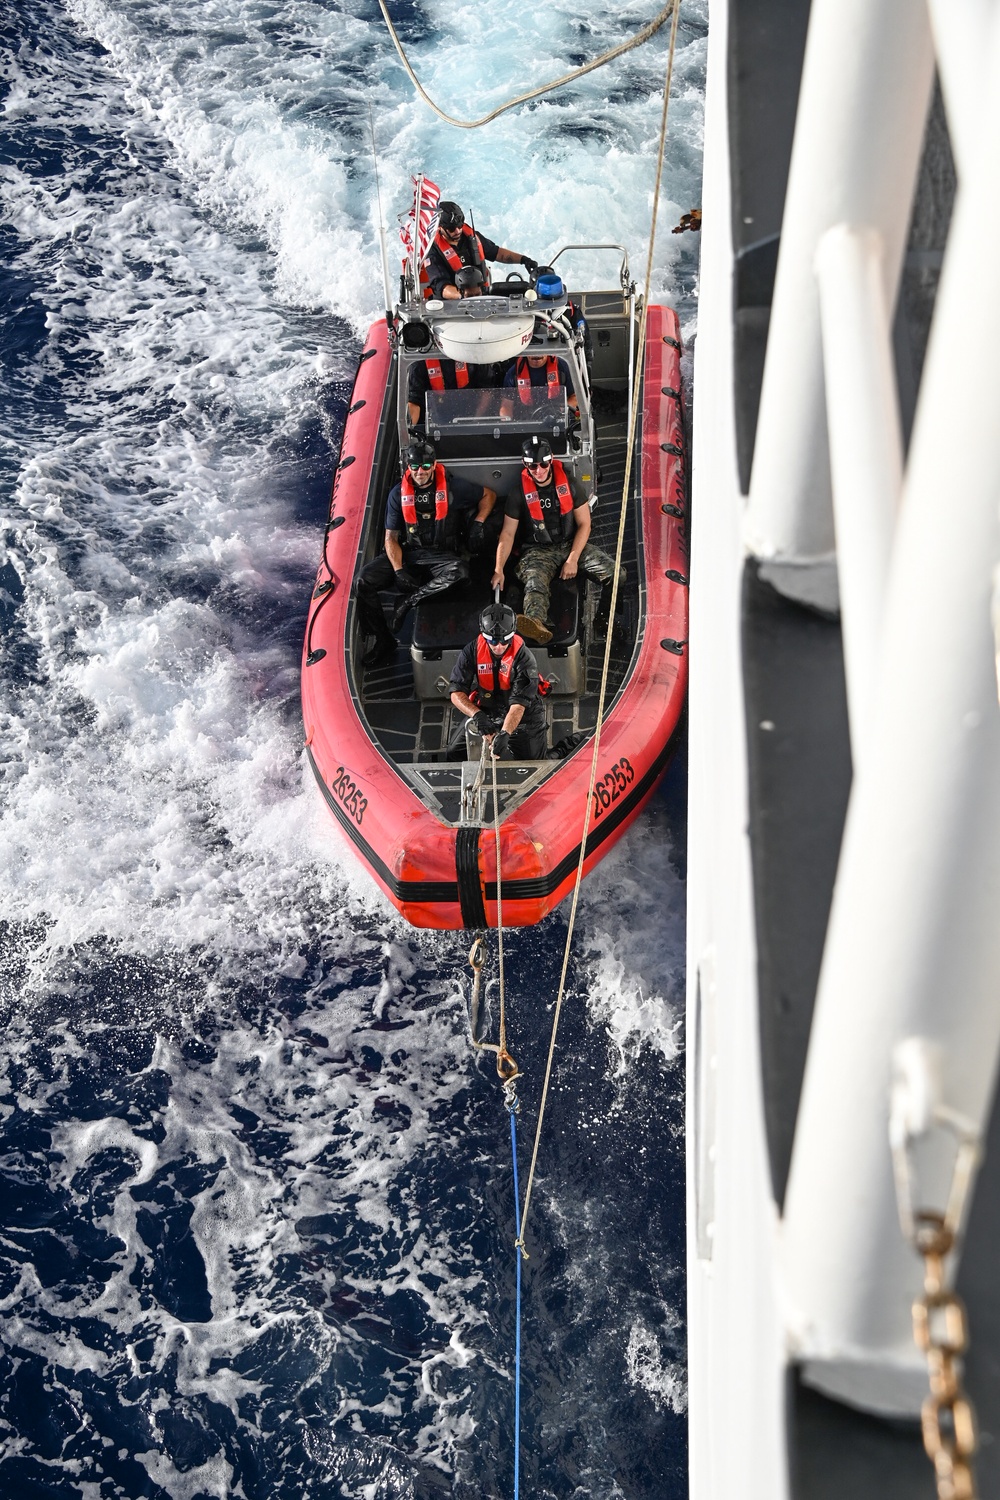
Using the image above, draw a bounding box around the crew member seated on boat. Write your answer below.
[491,436,621,647]
[449,602,547,760]
[498,350,579,420]
[426,201,537,301]
[354,440,498,669]
[406,355,495,429]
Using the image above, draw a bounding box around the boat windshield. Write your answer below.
[425,387,570,437]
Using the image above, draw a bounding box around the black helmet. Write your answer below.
[404,438,436,471]
[437,200,465,231]
[521,435,553,467]
[480,602,516,645]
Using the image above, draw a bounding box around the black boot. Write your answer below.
[592,584,613,637]
[362,631,396,669]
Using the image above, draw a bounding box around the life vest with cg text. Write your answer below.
[401,463,449,547]
[520,460,575,545]
[434,226,491,291]
[472,638,553,707]
[426,358,469,391]
[516,357,561,404]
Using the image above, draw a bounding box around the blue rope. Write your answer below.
[509,1106,522,1500]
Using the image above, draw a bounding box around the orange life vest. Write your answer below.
[426,358,469,391]
[472,635,552,707]
[520,460,575,545]
[516,356,561,404]
[400,463,449,546]
[433,226,491,291]
[475,634,525,695]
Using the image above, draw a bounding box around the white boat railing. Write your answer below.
[729,0,1000,1422]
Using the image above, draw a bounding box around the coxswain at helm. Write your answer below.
[353,438,497,669]
[491,436,622,647]
[449,602,547,760]
[426,201,538,301]
[498,333,580,421]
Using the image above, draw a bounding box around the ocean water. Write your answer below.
[0,1,703,1495]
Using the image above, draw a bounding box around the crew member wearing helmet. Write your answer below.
[426,201,538,301]
[491,437,622,646]
[354,439,497,668]
[449,602,547,760]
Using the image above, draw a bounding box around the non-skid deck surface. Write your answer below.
[361,405,639,763]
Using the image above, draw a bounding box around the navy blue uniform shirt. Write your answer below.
[502,357,575,400]
[385,472,486,536]
[406,358,495,421]
[450,638,543,719]
[426,231,501,299]
[503,471,588,528]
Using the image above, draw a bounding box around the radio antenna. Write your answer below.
[367,102,394,323]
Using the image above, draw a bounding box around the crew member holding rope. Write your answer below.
[427,201,538,300]
[449,602,546,759]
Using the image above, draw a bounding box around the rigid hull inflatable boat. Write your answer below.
[301,248,687,929]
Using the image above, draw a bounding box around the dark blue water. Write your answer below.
[0,1,699,1494]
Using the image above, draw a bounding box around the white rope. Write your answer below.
[516,0,684,1257]
[492,747,508,1054]
[376,0,676,130]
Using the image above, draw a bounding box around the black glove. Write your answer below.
[471,710,497,735]
[520,255,538,274]
[491,730,511,758]
[467,520,485,553]
[394,567,419,592]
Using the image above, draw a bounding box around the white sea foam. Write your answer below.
[577,790,686,1072]
[625,1319,688,1416]
[1,0,703,972]
[0,2,699,1490]
[135,1449,236,1500]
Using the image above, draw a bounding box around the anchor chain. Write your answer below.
[891,1058,982,1500]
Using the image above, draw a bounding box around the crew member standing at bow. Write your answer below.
[426,201,537,300]
[492,437,621,646]
[354,439,497,668]
[449,603,547,760]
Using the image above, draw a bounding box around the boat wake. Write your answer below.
[0,0,702,1492]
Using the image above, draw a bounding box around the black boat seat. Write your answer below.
[412,578,580,654]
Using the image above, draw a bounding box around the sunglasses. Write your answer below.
[408,460,435,470]
[523,458,552,471]
[484,634,514,647]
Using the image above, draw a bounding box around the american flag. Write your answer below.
[399,174,441,269]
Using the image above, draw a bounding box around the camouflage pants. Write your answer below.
[517,540,623,625]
